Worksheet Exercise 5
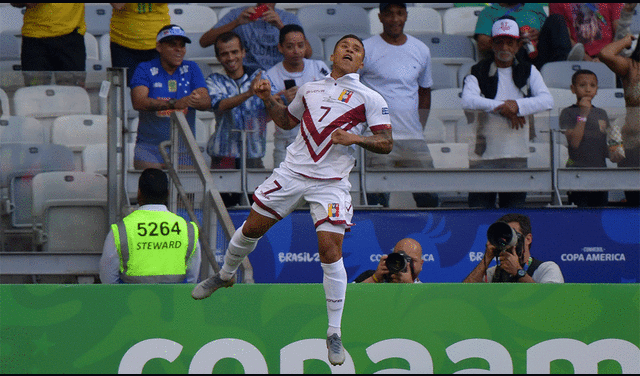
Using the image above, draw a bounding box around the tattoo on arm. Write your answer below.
[357,128,393,154]
[264,96,295,130]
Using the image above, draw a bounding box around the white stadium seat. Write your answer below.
[369,6,442,35]
[31,171,108,253]
[169,4,217,33]
[540,61,618,89]
[442,6,484,37]
[0,116,46,144]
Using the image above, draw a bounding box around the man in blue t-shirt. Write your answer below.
[130,24,210,170]
[199,3,312,71]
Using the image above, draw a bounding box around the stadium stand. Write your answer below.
[0,86,9,114]
[84,3,112,37]
[0,30,21,62]
[427,143,470,169]
[297,4,370,43]
[0,5,24,33]
[442,6,483,37]
[31,171,108,253]
[430,60,457,90]
[13,85,92,143]
[168,4,217,33]
[424,87,465,144]
[457,60,476,88]
[51,114,109,169]
[540,61,618,89]
[632,8,640,34]
[368,6,442,35]
[414,32,476,86]
[0,116,45,144]
[1,143,76,234]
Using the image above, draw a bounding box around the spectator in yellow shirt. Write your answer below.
[109,3,170,86]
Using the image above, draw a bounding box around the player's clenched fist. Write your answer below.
[252,72,272,100]
[331,128,359,146]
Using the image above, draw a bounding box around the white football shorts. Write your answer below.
[251,166,354,234]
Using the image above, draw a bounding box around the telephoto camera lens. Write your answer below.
[487,222,518,251]
[385,252,408,274]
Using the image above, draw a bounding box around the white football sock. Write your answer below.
[220,223,260,281]
[321,258,347,337]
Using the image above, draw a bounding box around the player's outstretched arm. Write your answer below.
[331,127,393,154]
[253,72,298,130]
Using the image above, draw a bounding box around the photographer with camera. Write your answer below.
[463,213,564,283]
[354,238,424,283]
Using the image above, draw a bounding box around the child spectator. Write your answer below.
[559,69,622,207]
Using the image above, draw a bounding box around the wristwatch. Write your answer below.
[516,269,527,279]
[168,98,177,109]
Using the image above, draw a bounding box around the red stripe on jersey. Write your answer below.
[300,96,367,162]
[370,124,392,132]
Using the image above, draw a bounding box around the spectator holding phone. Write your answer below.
[265,24,330,168]
[199,3,312,71]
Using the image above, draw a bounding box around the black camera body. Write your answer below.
[487,221,524,258]
[487,221,526,283]
[385,251,413,276]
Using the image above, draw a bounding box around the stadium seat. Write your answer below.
[430,60,457,90]
[216,6,236,20]
[13,85,92,118]
[0,87,9,115]
[427,143,469,168]
[590,88,627,123]
[528,142,570,169]
[183,31,220,75]
[442,6,484,37]
[632,8,640,35]
[168,4,217,33]
[425,88,466,143]
[414,33,475,91]
[51,114,110,168]
[31,171,108,253]
[277,3,332,13]
[84,32,100,61]
[0,116,46,144]
[84,4,112,37]
[0,5,24,33]
[13,85,92,143]
[368,6,442,35]
[0,143,76,229]
[296,4,370,38]
[539,61,617,89]
[0,31,21,62]
[98,34,111,65]
[457,60,476,88]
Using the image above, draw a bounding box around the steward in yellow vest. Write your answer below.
[100,168,201,283]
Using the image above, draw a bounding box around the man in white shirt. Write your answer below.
[360,3,439,208]
[462,16,553,209]
[265,24,330,168]
[192,35,393,366]
[463,213,564,283]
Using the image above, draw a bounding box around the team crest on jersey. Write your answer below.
[338,90,353,103]
[168,80,177,92]
[328,203,340,217]
[382,107,389,115]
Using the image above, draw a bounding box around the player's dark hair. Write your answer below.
[214,31,243,56]
[138,168,169,205]
[333,34,365,57]
[571,69,598,86]
[279,24,305,45]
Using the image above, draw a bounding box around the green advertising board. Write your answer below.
[1,283,639,373]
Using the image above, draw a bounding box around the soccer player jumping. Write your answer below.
[192,34,393,366]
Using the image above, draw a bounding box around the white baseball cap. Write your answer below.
[491,18,520,39]
[156,25,192,44]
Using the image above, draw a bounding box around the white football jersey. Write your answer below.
[283,73,391,179]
